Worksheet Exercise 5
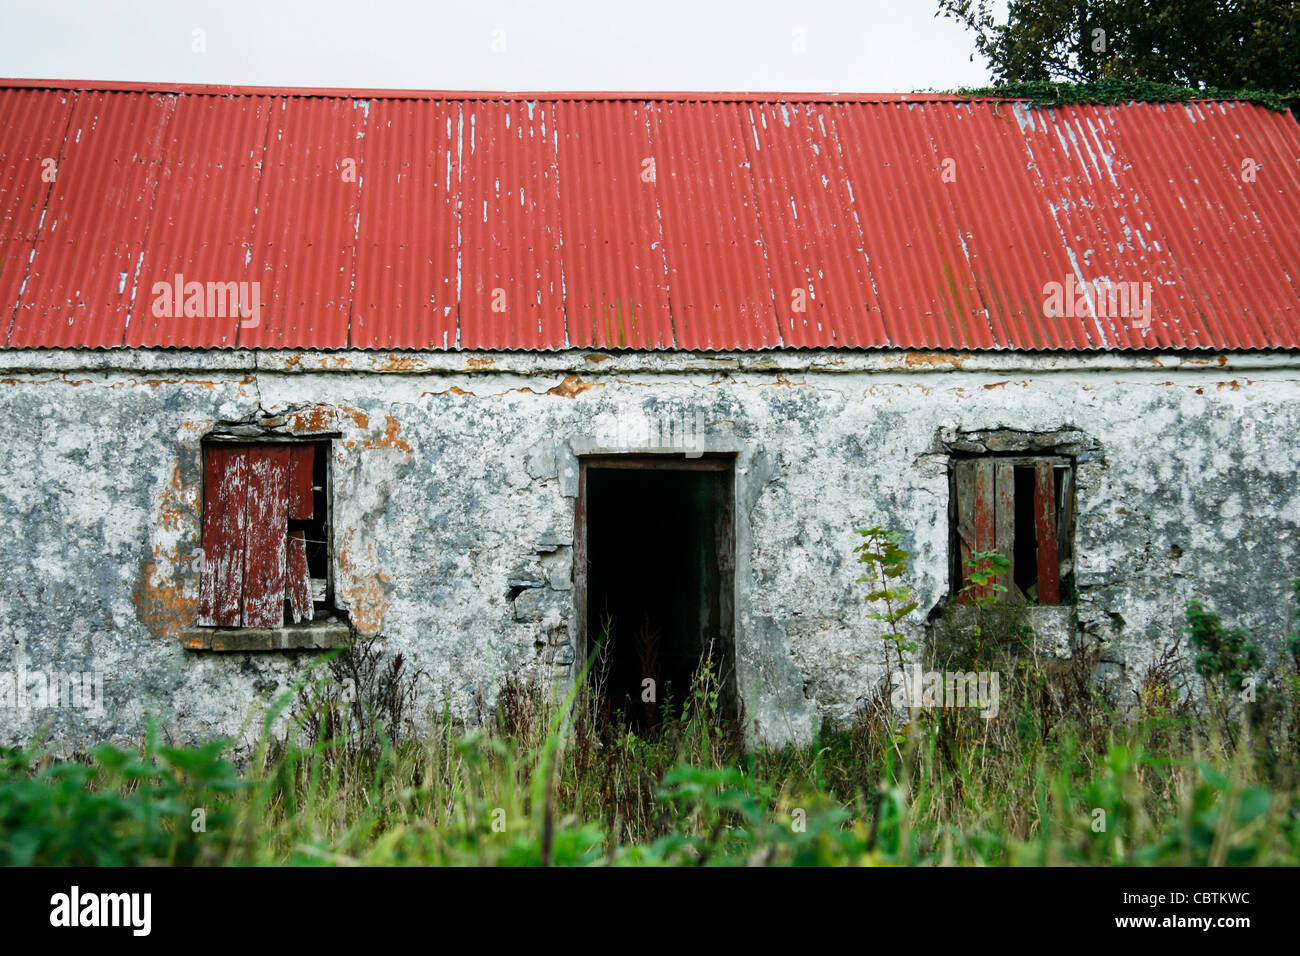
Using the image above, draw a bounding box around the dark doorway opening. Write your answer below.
[1012,465,1038,598]
[577,456,737,732]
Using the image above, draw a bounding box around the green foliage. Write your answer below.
[937,0,1300,108]
[952,79,1295,113]
[954,549,1014,671]
[959,549,1011,608]
[1185,598,1262,700]
[855,525,923,729]
[3,678,1299,865]
[1140,762,1273,866]
[855,526,920,678]
[855,527,920,627]
[5,585,1300,866]
[648,765,870,865]
[0,725,242,865]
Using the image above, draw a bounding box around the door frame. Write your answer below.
[573,453,738,715]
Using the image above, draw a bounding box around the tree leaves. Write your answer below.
[938,0,1300,107]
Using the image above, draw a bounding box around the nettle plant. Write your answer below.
[855,527,919,715]
[959,550,1012,670]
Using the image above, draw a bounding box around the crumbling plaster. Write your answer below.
[0,348,1296,753]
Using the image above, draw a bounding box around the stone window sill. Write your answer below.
[181,619,352,652]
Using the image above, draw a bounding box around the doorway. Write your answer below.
[575,455,737,730]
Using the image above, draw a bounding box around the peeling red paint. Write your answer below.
[6,86,1300,352]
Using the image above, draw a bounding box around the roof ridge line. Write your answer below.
[3,78,1266,105]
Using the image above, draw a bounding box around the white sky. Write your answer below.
[0,0,1003,93]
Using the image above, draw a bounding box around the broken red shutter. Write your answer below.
[288,445,315,520]
[198,445,249,627]
[242,446,291,627]
[1034,461,1061,604]
[994,462,1022,602]
[286,529,313,623]
[1056,467,1073,569]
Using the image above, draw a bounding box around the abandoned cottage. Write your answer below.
[0,80,1297,751]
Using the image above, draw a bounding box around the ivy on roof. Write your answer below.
[949,80,1296,114]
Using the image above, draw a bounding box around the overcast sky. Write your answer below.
[1,0,1003,93]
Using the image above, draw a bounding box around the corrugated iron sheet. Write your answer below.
[1,80,1298,351]
[7,90,173,348]
[351,98,460,350]
[126,93,271,347]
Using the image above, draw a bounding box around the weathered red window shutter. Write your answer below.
[199,443,319,629]
[286,529,313,623]
[241,446,291,627]
[198,445,249,627]
[1034,461,1060,604]
[973,460,995,553]
[954,460,996,601]
[993,461,1017,602]
[288,444,314,520]
[286,445,315,622]
[954,460,976,583]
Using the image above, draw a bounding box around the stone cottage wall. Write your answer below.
[0,348,1296,752]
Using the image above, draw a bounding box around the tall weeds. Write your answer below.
[3,628,1300,865]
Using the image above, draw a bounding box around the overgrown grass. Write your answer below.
[3,633,1299,866]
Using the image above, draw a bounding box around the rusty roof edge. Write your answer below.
[0,348,1296,377]
[0,77,1274,106]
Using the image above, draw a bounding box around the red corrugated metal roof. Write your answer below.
[2,79,1298,351]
